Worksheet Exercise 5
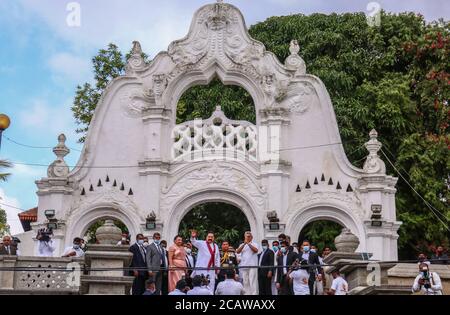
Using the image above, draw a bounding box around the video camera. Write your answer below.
[200,274,210,286]
[421,270,432,289]
[37,228,53,243]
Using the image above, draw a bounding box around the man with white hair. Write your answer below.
[236,231,259,295]
[0,235,17,255]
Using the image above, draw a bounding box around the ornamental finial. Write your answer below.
[47,134,70,178]
[363,129,386,174]
[285,39,306,75]
[126,40,145,74]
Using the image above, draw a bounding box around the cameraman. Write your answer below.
[36,228,56,257]
[412,263,443,295]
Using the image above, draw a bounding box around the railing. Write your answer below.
[172,106,258,162]
[0,255,84,294]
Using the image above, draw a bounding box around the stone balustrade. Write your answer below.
[0,255,84,295]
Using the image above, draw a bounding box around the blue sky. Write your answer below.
[0,0,449,235]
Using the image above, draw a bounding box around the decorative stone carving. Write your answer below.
[16,261,74,290]
[281,82,315,114]
[47,134,70,178]
[172,106,257,161]
[120,87,152,118]
[363,129,386,174]
[285,40,306,76]
[95,220,122,245]
[126,41,146,74]
[161,163,266,210]
[334,228,360,253]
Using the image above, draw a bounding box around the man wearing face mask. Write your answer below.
[271,240,280,295]
[62,237,85,257]
[300,240,322,295]
[275,241,297,295]
[218,240,238,286]
[184,241,196,288]
[129,234,148,295]
[258,239,275,295]
[117,232,130,246]
[412,263,443,295]
[146,232,166,295]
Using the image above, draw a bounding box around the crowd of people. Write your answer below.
[126,230,349,296]
[0,231,448,295]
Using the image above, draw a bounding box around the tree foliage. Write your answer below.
[71,12,449,258]
[0,207,10,236]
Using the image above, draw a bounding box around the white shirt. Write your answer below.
[38,240,56,257]
[169,289,186,295]
[190,238,220,274]
[187,286,213,295]
[331,276,348,295]
[238,242,259,266]
[289,269,310,295]
[412,272,442,295]
[62,246,85,257]
[215,279,245,295]
[186,254,195,268]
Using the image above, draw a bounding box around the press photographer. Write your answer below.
[412,263,443,295]
[36,228,56,257]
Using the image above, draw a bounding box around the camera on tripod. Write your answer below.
[200,274,210,286]
[37,228,53,243]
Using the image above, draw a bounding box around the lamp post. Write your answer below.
[0,114,11,152]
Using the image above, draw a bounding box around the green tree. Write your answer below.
[0,160,12,182]
[178,203,250,248]
[0,207,10,236]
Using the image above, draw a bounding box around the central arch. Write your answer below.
[163,189,263,244]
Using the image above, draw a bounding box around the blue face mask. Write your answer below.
[73,244,80,249]
[303,246,310,252]
[310,248,316,253]
[280,247,287,254]
[153,240,160,245]
[137,240,144,245]
[262,245,268,251]
[272,246,279,252]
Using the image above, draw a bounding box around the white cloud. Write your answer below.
[12,163,45,179]
[0,188,24,235]
[18,99,77,139]
[48,52,91,83]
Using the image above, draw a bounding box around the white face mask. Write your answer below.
[143,242,149,247]
[185,248,192,254]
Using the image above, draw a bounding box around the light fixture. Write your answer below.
[0,113,11,151]
[44,209,56,219]
[145,211,157,230]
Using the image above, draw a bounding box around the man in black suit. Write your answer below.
[129,233,148,295]
[184,240,196,288]
[276,241,297,295]
[258,239,274,295]
[299,240,323,295]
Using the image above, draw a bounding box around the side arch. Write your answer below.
[65,204,142,247]
[284,204,366,252]
[163,189,263,243]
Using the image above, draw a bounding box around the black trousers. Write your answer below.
[278,275,292,295]
[132,275,147,295]
[258,274,272,295]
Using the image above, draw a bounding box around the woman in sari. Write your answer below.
[168,235,187,292]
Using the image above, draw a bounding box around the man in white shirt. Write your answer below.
[190,230,221,294]
[36,229,56,257]
[62,237,85,257]
[187,275,213,295]
[289,260,310,295]
[216,269,245,295]
[412,263,443,295]
[327,270,348,295]
[236,231,259,295]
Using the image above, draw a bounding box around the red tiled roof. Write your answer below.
[18,207,37,222]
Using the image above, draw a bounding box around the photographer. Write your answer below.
[412,263,443,295]
[288,259,310,295]
[36,228,56,257]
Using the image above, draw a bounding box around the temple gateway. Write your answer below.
[17,1,400,260]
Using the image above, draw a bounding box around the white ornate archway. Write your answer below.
[285,205,367,252]
[30,1,401,260]
[164,189,263,243]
